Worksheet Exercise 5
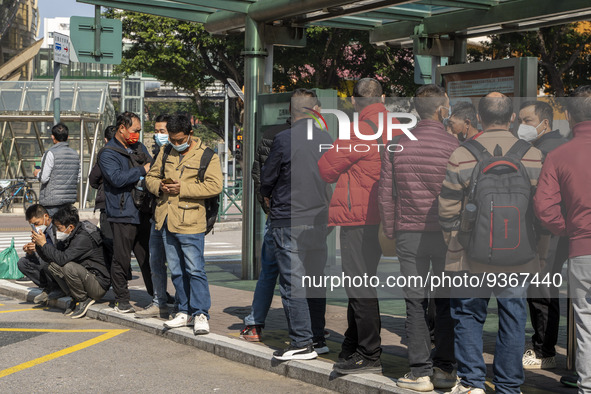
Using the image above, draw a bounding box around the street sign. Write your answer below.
[53,33,70,65]
[227,78,244,102]
[69,16,122,64]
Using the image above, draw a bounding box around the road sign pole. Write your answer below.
[94,6,102,57]
[53,62,61,124]
[224,85,229,215]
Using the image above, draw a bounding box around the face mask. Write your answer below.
[172,136,191,152]
[56,231,69,241]
[517,121,544,142]
[35,225,47,233]
[124,132,140,145]
[154,133,169,147]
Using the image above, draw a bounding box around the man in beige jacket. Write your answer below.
[146,114,222,335]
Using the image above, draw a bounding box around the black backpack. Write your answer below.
[160,144,220,235]
[458,139,537,266]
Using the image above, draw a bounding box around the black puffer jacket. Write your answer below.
[251,121,290,213]
[36,221,110,290]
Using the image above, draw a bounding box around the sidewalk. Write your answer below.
[0,259,571,394]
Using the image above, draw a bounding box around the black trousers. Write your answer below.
[340,225,383,361]
[17,255,58,290]
[527,235,569,358]
[396,231,455,377]
[110,215,153,303]
[99,210,114,272]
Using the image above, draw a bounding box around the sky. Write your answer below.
[37,0,96,38]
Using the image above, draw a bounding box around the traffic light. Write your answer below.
[235,134,243,161]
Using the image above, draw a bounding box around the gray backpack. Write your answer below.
[458,139,537,266]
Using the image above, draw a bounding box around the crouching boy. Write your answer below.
[31,205,110,318]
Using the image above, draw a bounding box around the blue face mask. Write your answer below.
[172,136,191,152]
[154,133,169,147]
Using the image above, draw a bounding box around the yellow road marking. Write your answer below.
[0,328,120,333]
[0,304,4,306]
[0,308,48,314]
[0,329,129,378]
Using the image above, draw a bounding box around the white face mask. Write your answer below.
[35,225,47,233]
[517,121,545,142]
[56,231,70,241]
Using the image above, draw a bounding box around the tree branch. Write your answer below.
[198,47,230,83]
[558,34,591,74]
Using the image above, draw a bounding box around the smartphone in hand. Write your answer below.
[162,178,175,184]
[30,223,38,232]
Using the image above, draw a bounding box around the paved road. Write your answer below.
[0,230,242,259]
[0,294,333,393]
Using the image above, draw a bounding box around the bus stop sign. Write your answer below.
[70,16,122,64]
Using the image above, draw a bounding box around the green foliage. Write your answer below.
[272,27,418,96]
[469,23,591,96]
[104,8,243,137]
[144,100,222,147]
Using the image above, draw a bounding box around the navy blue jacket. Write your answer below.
[261,118,333,227]
[98,138,151,224]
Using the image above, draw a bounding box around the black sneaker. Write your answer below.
[71,298,95,319]
[64,299,77,316]
[333,352,382,375]
[560,373,578,388]
[313,339,329,355]
[114,301,135,313]
[337,349,355,362]
[273,344,318,361]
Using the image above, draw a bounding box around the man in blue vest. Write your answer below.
[34,123,80,216]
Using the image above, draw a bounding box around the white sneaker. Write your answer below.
[522,349,556,369]
[447,381,486,394]
[164,312,188,329]
[193,314,209,335]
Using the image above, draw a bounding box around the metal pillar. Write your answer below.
[53,63,61,124]
[452,36,467,65]
[79,119,85,208]
[223,85,229,215]
[241,16,266,280]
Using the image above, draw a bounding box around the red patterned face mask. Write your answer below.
[124,132,140,145]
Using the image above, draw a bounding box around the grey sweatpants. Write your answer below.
[568,255,591,394]
[48,262,107,302]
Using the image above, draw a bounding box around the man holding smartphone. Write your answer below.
[146,114,223,335]
[18,204,64,304]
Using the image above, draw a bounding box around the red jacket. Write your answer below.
[318,103,395,227]
[534,121,591,258]
[378,119,459,237]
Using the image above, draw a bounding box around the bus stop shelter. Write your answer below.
[0,80,115,208]
[76,0,591,279]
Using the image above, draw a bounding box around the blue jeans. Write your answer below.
[244,218,278,326]
[451,282,527,394]
[273,224,327,348]
[162,223,210,318]
[149,222,168,307]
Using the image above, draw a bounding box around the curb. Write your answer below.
[0,280,416,394]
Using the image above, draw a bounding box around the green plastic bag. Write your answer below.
[0,238,23,279]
